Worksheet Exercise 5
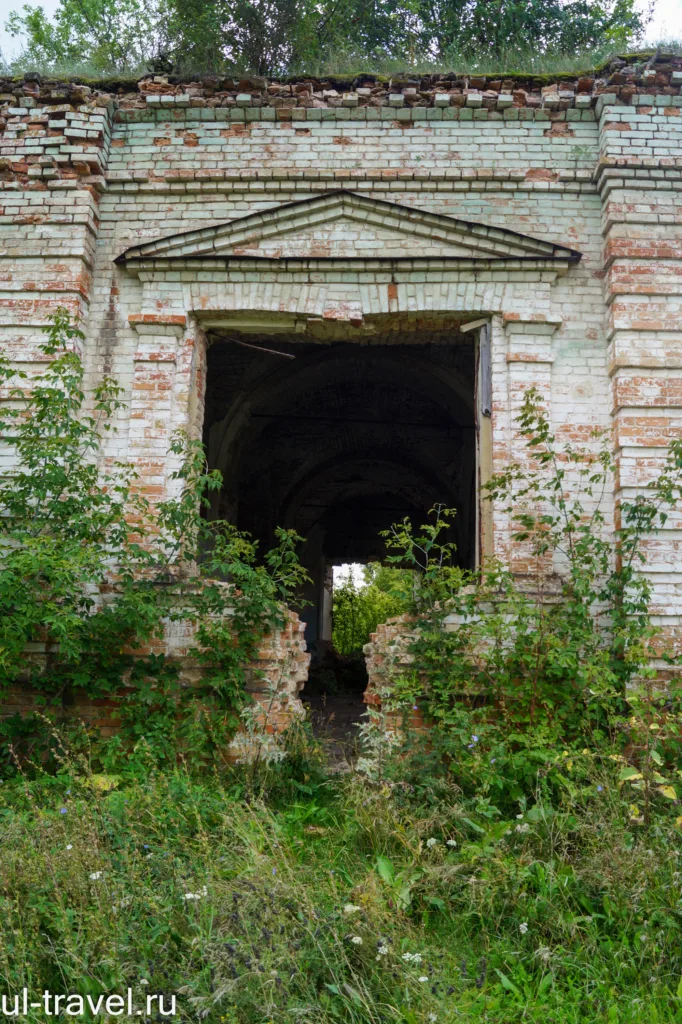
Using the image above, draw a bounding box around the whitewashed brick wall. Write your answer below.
[1,61,681,675]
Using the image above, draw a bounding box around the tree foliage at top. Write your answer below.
[5,0,167,72]
[4,0,651,76]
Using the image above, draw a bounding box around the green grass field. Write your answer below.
[2,730,682,1024]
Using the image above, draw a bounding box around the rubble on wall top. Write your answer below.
[0,51,680,191]
[0,51,681,118]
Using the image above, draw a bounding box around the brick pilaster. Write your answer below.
[599,102,682,638]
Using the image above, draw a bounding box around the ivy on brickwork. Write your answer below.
[0,310,309,770]
[362,390,682,825]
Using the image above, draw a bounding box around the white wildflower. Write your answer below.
[89,871,102,881]
[66,844,73,851]
[519,922,529,934]
[377,945,389,957]
[426,838,438,849]
[139,980,149,987]
[350,936,363,945]
[343,904,361,915]
[516,813,524,820]
[515,822,530,834]
[428,1015,438,1023]
[355,757,378,777]
[446,839,457,847]
[402,952,423,963]
[418,976,429,983]
[182,885,208,902]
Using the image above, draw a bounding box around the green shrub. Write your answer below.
[0,310,309,771]
[363,389,682,822]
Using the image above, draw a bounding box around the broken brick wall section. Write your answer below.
[1,601,310,758]
[361,613,486,735]
[362,615,429,735]
[0,54,681,194]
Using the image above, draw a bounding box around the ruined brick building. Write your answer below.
[1,53,682,719]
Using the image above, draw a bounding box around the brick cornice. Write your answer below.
[127,257,572,281]
[102,168,598,196]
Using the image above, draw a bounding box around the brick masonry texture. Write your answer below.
[1,52,682,736]
[363,616,432,736]
[3,605,310,758]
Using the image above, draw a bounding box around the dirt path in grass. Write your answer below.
[301,691,366,769]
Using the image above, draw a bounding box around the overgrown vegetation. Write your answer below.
[4,320,682,1019]
[3,730,682,1021]
[1,0,664,77]
[361,389,682,826]
[0,310,309,769]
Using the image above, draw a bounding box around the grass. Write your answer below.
[296,41,682,80]
[2,43,681,87]
[2,728,682,1023]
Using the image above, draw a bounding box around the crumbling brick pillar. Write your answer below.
[363,615,430,735]
[2,604,310,757]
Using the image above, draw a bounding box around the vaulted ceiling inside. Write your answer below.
[203,325,477,641]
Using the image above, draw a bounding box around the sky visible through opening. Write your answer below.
[0,0,680,61]
[332,563,366,588]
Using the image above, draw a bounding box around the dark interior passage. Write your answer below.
[203,324,477,651]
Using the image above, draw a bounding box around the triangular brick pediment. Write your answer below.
[116,190,581,265]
